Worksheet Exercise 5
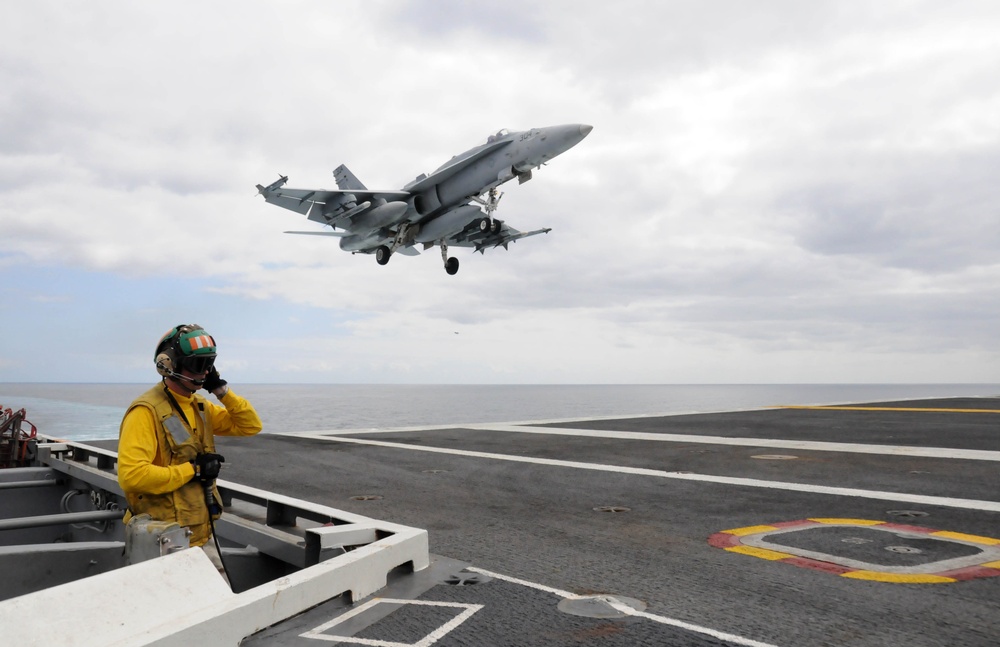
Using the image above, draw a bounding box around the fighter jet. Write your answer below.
[256,124,592,275]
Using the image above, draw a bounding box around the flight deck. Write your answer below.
[208,396,1000,647]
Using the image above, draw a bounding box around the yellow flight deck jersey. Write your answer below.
[118,384,263,546]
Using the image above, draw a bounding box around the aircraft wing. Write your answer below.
[259,182,410,227]
[473,226,552,253]
[283,227,417,254]
[445,219,552,252]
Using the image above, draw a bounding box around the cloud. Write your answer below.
[1,1,999,384]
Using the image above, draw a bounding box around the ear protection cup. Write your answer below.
[154,325,183,376]
[155,352,175,378]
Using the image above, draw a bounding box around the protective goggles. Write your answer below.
[181,354,216,374]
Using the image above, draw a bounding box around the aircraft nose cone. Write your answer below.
[579,124,593,138]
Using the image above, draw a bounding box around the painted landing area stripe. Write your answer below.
[468,567,781,647]
[457,424,1000,462]
[285,433,1000,513]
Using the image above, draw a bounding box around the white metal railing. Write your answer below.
[0,438,430,647]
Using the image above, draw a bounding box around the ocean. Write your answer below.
[1,383,997,442]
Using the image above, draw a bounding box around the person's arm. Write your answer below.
[118,406,195,494]
[207,389,263,437]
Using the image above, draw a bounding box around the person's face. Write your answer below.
[178,365,209,383]
[164,353,215,394]
[181,354,215,376]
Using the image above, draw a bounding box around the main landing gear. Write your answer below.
[442,244,459,275]
[373,242,457,275]
[375,223,415,266]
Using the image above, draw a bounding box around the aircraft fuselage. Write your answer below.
[407,124,592,224]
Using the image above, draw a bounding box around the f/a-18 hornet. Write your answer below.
[256,124,592,275]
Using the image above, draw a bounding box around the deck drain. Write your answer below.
[593,506,631,513]
[886,545,923,554]
[350,495,383,501]
[558,595,647,618]
[751,454,799,460]
[444,571,492,586]
[887,510,929,518]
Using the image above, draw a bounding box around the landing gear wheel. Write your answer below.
[479,218,491,233]
[445,257,460,275]
[490,219,502,234]
[375,245,391,265]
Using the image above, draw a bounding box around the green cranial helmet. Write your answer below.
[154,324,217,377]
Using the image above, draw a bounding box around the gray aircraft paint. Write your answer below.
[256,124,592,274]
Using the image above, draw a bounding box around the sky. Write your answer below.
[2,1,999,385]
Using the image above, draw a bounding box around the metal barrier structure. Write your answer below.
[0,437,430,646]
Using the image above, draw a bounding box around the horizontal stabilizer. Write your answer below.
[256,175,288,195]
[260,184,410,218]
[284,230,350,237]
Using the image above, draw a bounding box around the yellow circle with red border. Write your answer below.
[708,518,1000,583]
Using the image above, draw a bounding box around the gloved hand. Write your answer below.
[192,452,225,483]
[202,368,228,396]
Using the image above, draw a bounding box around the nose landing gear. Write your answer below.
[474,187,504,235]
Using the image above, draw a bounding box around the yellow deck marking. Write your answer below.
[809,518,884,526]
[842,571,956,584]
[712,520,1000,584]
[726,546,794,561]
[724,525,778,536]
[779,406,1000,414]
[932,530,1000,545]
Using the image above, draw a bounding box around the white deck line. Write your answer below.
[273,406,779,438]
[280,432,1000,513]
[468,567,780,647]
[285,423,1000,462]
[474,424,1000,462]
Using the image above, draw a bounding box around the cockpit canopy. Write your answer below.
[486,128,509,144]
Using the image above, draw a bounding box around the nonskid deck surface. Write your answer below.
[124,397,1000,646]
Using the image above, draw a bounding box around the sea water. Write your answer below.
[1,383,997,442]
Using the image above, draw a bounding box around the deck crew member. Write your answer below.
[118,324,262,579]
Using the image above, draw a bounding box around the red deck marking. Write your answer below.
[708,519,1000,584]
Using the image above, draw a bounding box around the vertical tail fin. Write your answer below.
[333,164,367,191]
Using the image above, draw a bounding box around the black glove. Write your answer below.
[193,452,225,483]
[202,368,228,395]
